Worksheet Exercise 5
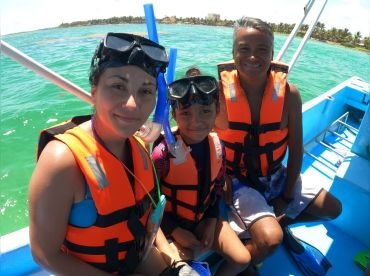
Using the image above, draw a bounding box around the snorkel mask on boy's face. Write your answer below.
[168,76,219,108]
[91,32,169,78]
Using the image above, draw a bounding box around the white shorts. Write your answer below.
[228,166,322,239]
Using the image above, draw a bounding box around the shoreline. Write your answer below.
[3,21,369,54]
[275,32,370,54]
[58,16,370,53]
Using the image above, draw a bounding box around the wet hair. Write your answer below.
[88,33,168,86]
[89,60,124,86]
[233,17,274,49]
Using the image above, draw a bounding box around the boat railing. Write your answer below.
[276,0,328,73]
[0,40,92,105]
[304,111,359,170]
[276,0,315,61]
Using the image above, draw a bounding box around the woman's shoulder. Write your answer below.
[30,138,86,203]
[37,139,80,174]
[41,138,73,157]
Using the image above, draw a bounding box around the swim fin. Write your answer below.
[283,227,332,276]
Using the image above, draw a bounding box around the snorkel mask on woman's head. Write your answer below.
[90,32,169,82]
[168,75,219,109]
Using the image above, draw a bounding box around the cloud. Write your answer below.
[323,0,370,35]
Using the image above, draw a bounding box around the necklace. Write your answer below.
[91,116,159,206]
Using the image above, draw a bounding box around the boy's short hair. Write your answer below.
[185,67,202,77]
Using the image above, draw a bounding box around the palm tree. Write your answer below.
[353,32,362,46]
[313,22,327,41]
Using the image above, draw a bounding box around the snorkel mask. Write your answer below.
[163,76,219,165]
[91,32,168,79]
[90,32,170,143]
[168,75,219,109]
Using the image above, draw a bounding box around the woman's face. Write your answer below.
[92,65,157,140]
[174,103,218,145]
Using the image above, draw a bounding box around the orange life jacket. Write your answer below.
[37,115,157,274]
[215,61,289,191]
[160,132,223,222]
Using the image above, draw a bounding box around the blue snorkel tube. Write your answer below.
[163,55,188,164]
[136,4,170,143]
[162,47,176,146]
[139,4,187,164]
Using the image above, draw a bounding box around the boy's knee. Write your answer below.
[262,232,283,254]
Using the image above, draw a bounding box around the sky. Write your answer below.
[1,0,369,36]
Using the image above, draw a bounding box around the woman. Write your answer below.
[28,32,178,275]
[151,68,251,276]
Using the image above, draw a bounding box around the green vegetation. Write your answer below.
[59,16,369,52]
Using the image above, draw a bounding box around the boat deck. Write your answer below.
[201,115,369,275]
[257,118,369,275]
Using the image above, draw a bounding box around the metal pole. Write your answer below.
[0,40,92,104]
[288,0,328,72]
[276,0,315,62]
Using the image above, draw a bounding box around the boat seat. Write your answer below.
[328,153,370,248]
[303,111,357,177]
[352,104,370,160]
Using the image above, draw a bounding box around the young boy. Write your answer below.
[151,68,251,276]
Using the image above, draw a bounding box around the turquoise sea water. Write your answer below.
[0,24,369,236]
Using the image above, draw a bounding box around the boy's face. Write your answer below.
[233,27,273,79]
[174,103,218,144]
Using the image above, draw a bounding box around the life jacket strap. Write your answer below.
[162,181,211,222]
[94,194,152,227]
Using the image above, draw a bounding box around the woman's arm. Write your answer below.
[28,140,110,275]
[154,228,181,264]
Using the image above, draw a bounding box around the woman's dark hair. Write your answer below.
[89,61,107,86]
